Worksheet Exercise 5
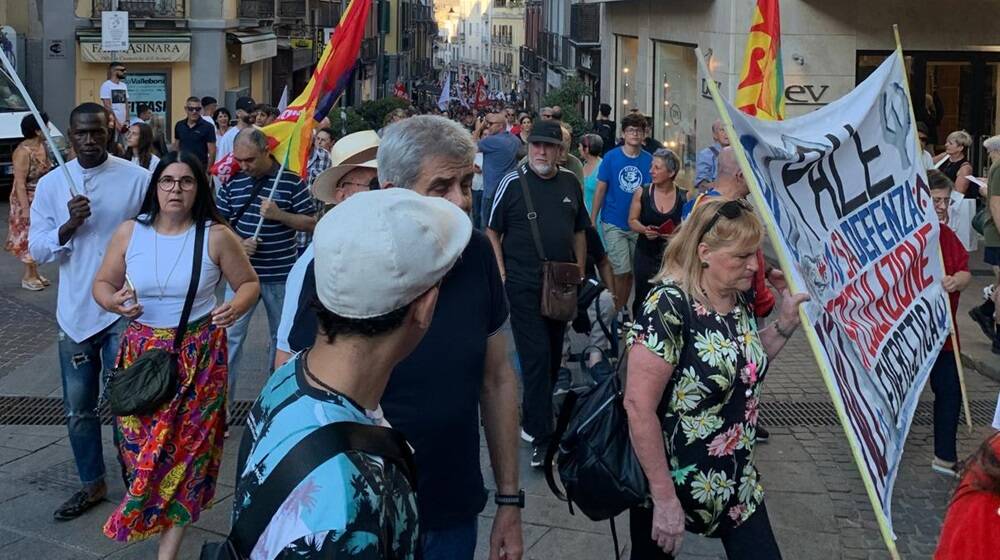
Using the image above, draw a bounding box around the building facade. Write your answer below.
[487,0,523,97]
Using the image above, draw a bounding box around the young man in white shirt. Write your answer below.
[99,62,129,135]
[29,103,150,522]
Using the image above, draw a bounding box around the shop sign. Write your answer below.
[701,78,722,99]
[81,40,189,63]
[125,72,169,124]
[241,38,277,64]
[290,38,313,49]
[784,84,831,106]
[101,11,129,52]
[47,39,66,59]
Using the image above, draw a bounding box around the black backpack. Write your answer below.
[545,294,693,558]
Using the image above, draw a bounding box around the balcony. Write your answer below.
[520,45,539,75]
[278,0,306,19]
[561,35,574,69]
[239,0,275,19]
[92,0,185,18]
[570,3,600,45]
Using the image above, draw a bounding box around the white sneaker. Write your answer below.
[520,429,534,444]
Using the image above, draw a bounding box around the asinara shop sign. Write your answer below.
[80,38,190,63]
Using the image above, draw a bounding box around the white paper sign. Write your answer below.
[101,11,129,52]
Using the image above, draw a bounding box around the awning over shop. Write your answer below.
[228,31,278,65]
[77,31,191,63]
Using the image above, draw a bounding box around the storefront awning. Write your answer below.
[77,31,191,63]
[228,31,278,64]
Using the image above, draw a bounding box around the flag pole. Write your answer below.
[0,48,78,197]
[253,147,290,239]
[695,47,902,560]
[892,24,973,433]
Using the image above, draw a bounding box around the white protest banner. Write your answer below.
[700,47,948,557]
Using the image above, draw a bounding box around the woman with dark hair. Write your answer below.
[124,121,159,171]
[935,433,1000,558]
[580,132,604,216]
[5,113,52,290]
[91,151,259,559]
[213,107,232,139]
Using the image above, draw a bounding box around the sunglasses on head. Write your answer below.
[698,200,753,243]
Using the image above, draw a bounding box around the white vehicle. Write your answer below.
[0,66,68,201]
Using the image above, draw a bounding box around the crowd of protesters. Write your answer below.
[7,60,1000,559]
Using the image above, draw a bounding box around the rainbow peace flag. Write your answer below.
[261,0,371,177]
[735,0,785,120]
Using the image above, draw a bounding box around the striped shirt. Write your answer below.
[217,168,313,283]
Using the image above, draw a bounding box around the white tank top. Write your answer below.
[125,220,221,328]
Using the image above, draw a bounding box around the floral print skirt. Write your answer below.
[4,188,34,263]
[103,315,228,542]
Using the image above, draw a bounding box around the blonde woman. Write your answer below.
[624,199,808,558]
[934,130,978,198]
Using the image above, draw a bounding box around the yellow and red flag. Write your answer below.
[735,0,785,120]
[261,0,371,177]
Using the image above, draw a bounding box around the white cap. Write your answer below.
[314,188,472,319]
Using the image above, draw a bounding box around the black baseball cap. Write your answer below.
[235,96,255,112]
[527,120,563,145]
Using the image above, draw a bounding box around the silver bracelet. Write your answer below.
[774,321,796,339]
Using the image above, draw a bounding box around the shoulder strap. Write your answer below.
[517,165,547,262]
[171,221,205,352]
[229,176,271,227]
[230,417,416,557]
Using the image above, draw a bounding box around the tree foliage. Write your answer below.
[542,77,591,155]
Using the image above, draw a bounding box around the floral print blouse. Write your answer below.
[627,280,768,536]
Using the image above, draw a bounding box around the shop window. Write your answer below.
[615,35,638,118]
[652,41,697,190]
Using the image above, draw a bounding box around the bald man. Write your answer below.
[694,119,731,193]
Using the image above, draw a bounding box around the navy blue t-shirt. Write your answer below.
[173,118,216,165]
[285,230,509,529]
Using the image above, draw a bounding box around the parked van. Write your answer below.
[0,66,67,202]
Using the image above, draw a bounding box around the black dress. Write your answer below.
[939,156,976,199]
[632,184,685,318]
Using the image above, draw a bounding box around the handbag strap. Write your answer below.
[230,417,416,557]
[516,165,548,262]
[172,221,205,352]
[229,176,270,228]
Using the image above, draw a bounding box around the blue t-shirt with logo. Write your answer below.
[597,146,653,229]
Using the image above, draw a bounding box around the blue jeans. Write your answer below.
[57,319,124,486]
[420,517,478,560]
[225,281,285,405]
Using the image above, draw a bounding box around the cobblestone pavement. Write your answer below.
[2,203,1000,558]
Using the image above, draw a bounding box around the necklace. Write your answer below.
[153,224,193,300]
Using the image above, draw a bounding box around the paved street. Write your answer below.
[1,204,999,559]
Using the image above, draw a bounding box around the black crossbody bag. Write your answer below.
[200,420,417,560]
[106,221,205,417]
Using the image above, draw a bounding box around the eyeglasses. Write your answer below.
[623,127,645,135]
[698,200,753,243]
[185,106,202,113]
[157,176,197,191]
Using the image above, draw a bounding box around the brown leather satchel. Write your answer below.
[517,167,581,322]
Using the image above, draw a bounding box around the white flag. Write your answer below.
[277,85,289,112]
[437,72,452,111]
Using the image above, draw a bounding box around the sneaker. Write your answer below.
[531,445,545,468]
[553,367,572,396]
[520,429,534,444]
[968,306,996,340]
[756,425,770,443]
[931,458,961,479]
[53,487,106,521]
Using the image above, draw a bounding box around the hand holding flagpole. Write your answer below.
[0,48,78,197]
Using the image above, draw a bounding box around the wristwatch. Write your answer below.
[494,490,525,508]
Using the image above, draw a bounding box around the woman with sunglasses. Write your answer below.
[624,199,809,559]
[92,152,259,559]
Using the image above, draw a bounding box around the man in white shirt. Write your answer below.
[29,103,150,522]
[99,62,129,135]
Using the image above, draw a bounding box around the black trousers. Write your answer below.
[632,250,661,319]
[628,500,782,560]
[930,350,961,462]
[506,281,567,447]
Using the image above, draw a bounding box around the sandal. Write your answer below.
[39,275,51,286]
[21,279,44,291]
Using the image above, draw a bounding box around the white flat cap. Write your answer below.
[314,188,472,319]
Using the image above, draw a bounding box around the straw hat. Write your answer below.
[311,130,380,203]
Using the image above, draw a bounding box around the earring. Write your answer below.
[700,261,709,269]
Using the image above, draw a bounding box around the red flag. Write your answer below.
[474,76,488,109]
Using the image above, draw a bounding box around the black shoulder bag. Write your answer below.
[106,221,204,417]
[517,166,581,322]
[200,421,417,560]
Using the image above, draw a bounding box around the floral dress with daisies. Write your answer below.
[627,280,768,537]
